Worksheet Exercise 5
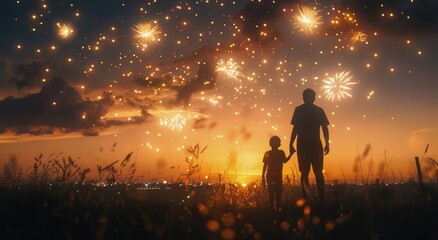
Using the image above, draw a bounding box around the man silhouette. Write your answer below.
[289,88,330,202]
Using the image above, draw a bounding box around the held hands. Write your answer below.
[289,145,296,156]
[261,177,266,191]
[284,152,293,163]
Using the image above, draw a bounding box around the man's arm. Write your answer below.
[289,126,297,155]
[322,124,330,155]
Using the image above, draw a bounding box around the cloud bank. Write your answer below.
[0,77,115,136]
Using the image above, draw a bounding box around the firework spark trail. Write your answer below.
[293,6,323,35]
[322,71,357,101]
[132,21,161,50]
[215,59,242,81]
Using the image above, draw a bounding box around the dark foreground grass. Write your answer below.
[0,182,437,240]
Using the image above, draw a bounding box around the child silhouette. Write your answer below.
[262,136,292,211]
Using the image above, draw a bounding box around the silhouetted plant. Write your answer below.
[96,151,135,184]
[177,144,206,190]
[29,153,90,185]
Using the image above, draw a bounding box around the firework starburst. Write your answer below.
[293,6,323,35]
[322,71,357,101]
[58,24,74,39]
[215,59,242,81]
[160,114,186,131]
[132,21,161,50]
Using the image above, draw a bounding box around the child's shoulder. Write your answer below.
[271,149,285,153]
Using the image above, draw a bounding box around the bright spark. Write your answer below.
[293,6,323,35]
[160,114,186,131]
[215,59,242,81]
[58,24,73,39]
[322,71,357,101]
[132,21,161,50]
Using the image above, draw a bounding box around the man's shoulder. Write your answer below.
[296,104,324,111]
[294,104,306,113]
[313,104,325,111]
[296,104,306,109]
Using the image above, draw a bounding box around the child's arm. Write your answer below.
[284,152,293,163]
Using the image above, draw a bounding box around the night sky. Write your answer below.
[1,0,437,182]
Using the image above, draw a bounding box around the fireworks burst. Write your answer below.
[351,31,367,43]
[293,6,323,35]
[132,21,161,50]
[322,71,357,101]
[58,24,73,39]
[160,114,186,131]
[215,59,242,81]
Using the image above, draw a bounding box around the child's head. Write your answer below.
[269,136,281,148]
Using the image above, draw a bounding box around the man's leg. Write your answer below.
[268,190,275,210]
[315,170,325,202]
[313,152,325,203]
[300,172,310,199]
[276,190,282,210]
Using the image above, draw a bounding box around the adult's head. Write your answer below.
[303,88,316,104]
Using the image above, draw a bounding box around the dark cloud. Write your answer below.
[174,61,217,105]
[133,74,175,88]
[170,45,216,66]
[131,62,218,106]
[124,96,156,111]
[4,61,46,90]
[0,77,114,135]
[0,59,10,87]
[0,58,89,91]
[193,118,207,129]
[106,109,151,127]
[192,117,218,130]
[146,0,297,106]
[232,0,295,44]
[341,0,438,34]
[168,0,296,66]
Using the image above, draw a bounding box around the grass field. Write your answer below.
[0,180,436,240]
[1,148,437,239]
